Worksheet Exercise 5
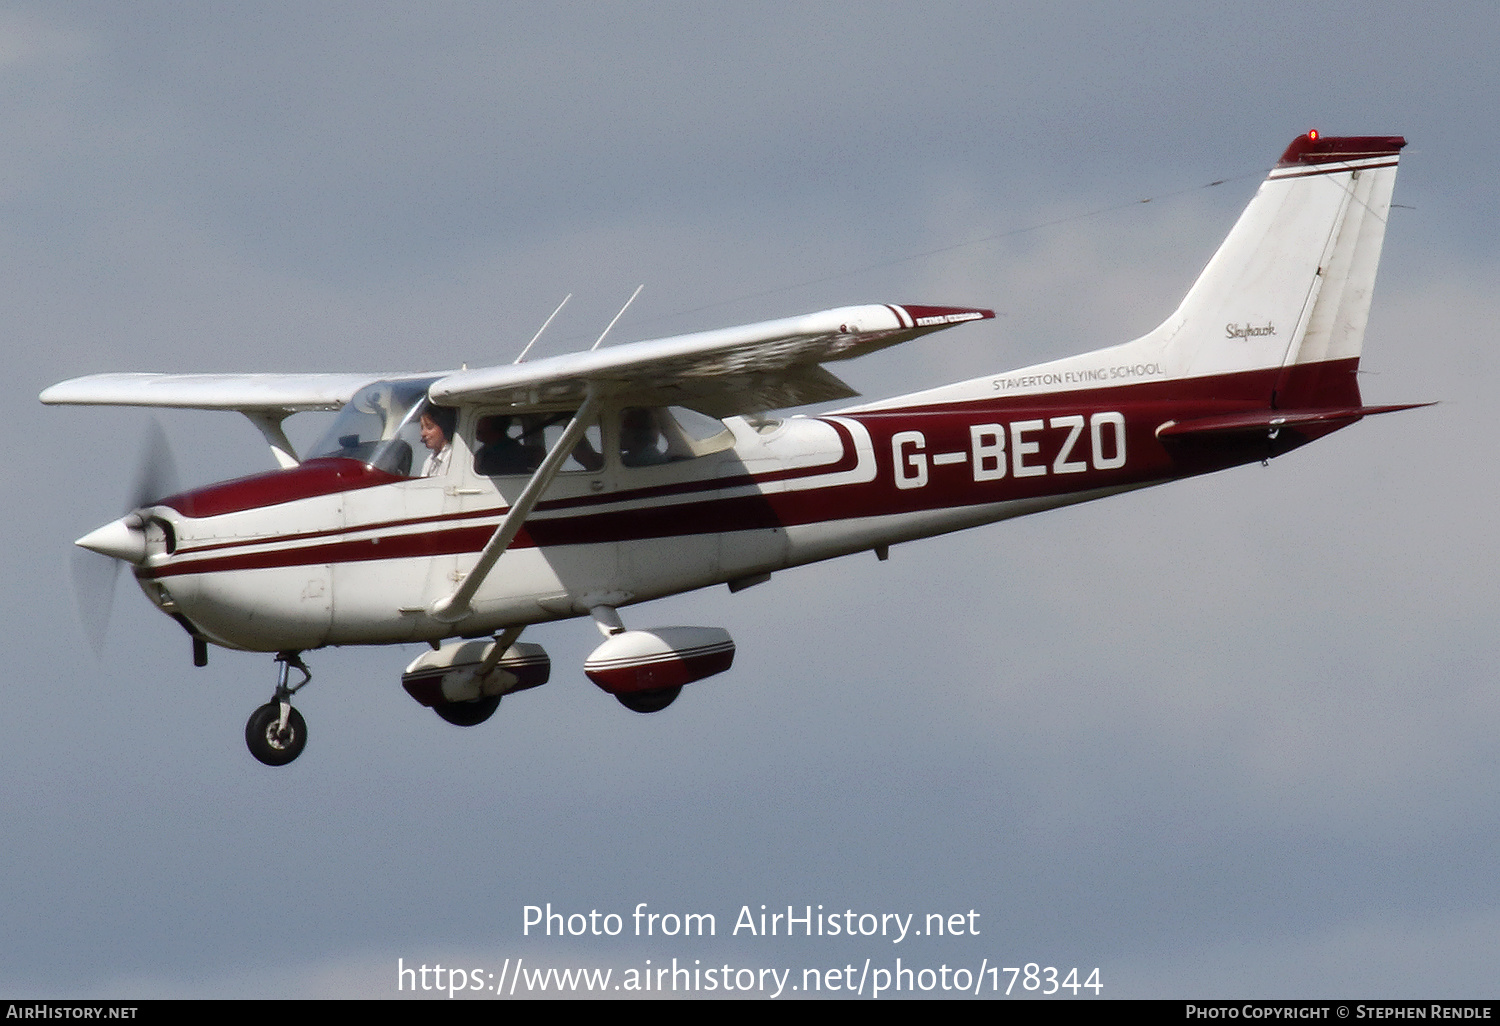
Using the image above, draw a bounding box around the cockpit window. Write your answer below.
[308,377,443,477]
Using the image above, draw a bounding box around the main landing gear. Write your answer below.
[582,608,732,713]
[616,687,681,713]
[432,694,501,726]
[245,651,311,767]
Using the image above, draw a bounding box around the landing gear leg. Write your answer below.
[245,651,312,766]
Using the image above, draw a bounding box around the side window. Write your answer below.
[473,411,603,476]
[541,416,604,473]
[473,414,544,477]
[618,407,733,468]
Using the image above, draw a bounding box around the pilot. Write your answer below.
[418,403,457,476]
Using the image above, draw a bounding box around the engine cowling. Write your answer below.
[401,640,550,707]
[584,627,734,696]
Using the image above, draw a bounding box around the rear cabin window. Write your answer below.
[618,407,733,468]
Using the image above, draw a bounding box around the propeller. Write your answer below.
[125,418,179,514]
[70,418,180,655]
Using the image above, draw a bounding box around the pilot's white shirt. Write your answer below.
[421,444,450,477]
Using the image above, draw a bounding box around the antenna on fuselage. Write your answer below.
[591,284,644,351]
[514,293,572,364]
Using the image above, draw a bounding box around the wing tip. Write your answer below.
[894,305,995,328]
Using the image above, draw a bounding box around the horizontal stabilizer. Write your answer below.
[1154,401,1430,468]
[1156,403,1432,441]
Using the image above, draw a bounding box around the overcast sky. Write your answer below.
[5,1,1498,999]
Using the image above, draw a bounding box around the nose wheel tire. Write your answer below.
[433,695,501,726]
[245,703,308,766]
[615,686,681,714]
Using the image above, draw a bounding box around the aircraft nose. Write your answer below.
[75,516,148,564]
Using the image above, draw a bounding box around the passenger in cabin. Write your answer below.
[473,415,543,476]
[619,407,674,467]
[561,414,605,472]
[418,403,457,477]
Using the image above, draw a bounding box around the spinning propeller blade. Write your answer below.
[126,418,179,511]
[69,548,117,657]
[70,418,179,655]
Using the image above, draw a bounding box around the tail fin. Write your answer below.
[862,133,1407,417]
[1147,132,1406,407]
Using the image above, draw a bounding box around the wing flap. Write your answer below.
[640,365,859,419]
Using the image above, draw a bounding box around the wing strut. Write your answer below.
[428,391,602,624]
[244,410,300,468]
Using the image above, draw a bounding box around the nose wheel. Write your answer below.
[245,652,312,766]
[245,702,307,765]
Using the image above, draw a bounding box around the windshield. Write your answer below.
[308,376,442,477]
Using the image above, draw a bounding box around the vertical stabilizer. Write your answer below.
[1149,133,1406,405]
[848,132,1409,416]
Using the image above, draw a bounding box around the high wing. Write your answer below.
[39,372,405,468]
[40,303,993,464]
[38,371,391,413]
[39,304,993,421]
[427,303,994,417]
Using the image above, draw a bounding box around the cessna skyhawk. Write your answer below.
[43,132,1420,765]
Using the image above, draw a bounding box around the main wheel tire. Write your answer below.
[433,694,501,726]
[616,686,681,714]
[245,702,308,766]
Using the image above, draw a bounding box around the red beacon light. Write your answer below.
[1308,129,1320,141]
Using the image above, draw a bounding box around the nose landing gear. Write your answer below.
[245,651,311,766]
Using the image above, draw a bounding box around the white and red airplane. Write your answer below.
[43,132,1420,766]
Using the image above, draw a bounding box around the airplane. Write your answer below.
[42,131,1422,766]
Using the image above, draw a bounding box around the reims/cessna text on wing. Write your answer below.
[43,133,1423,766]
